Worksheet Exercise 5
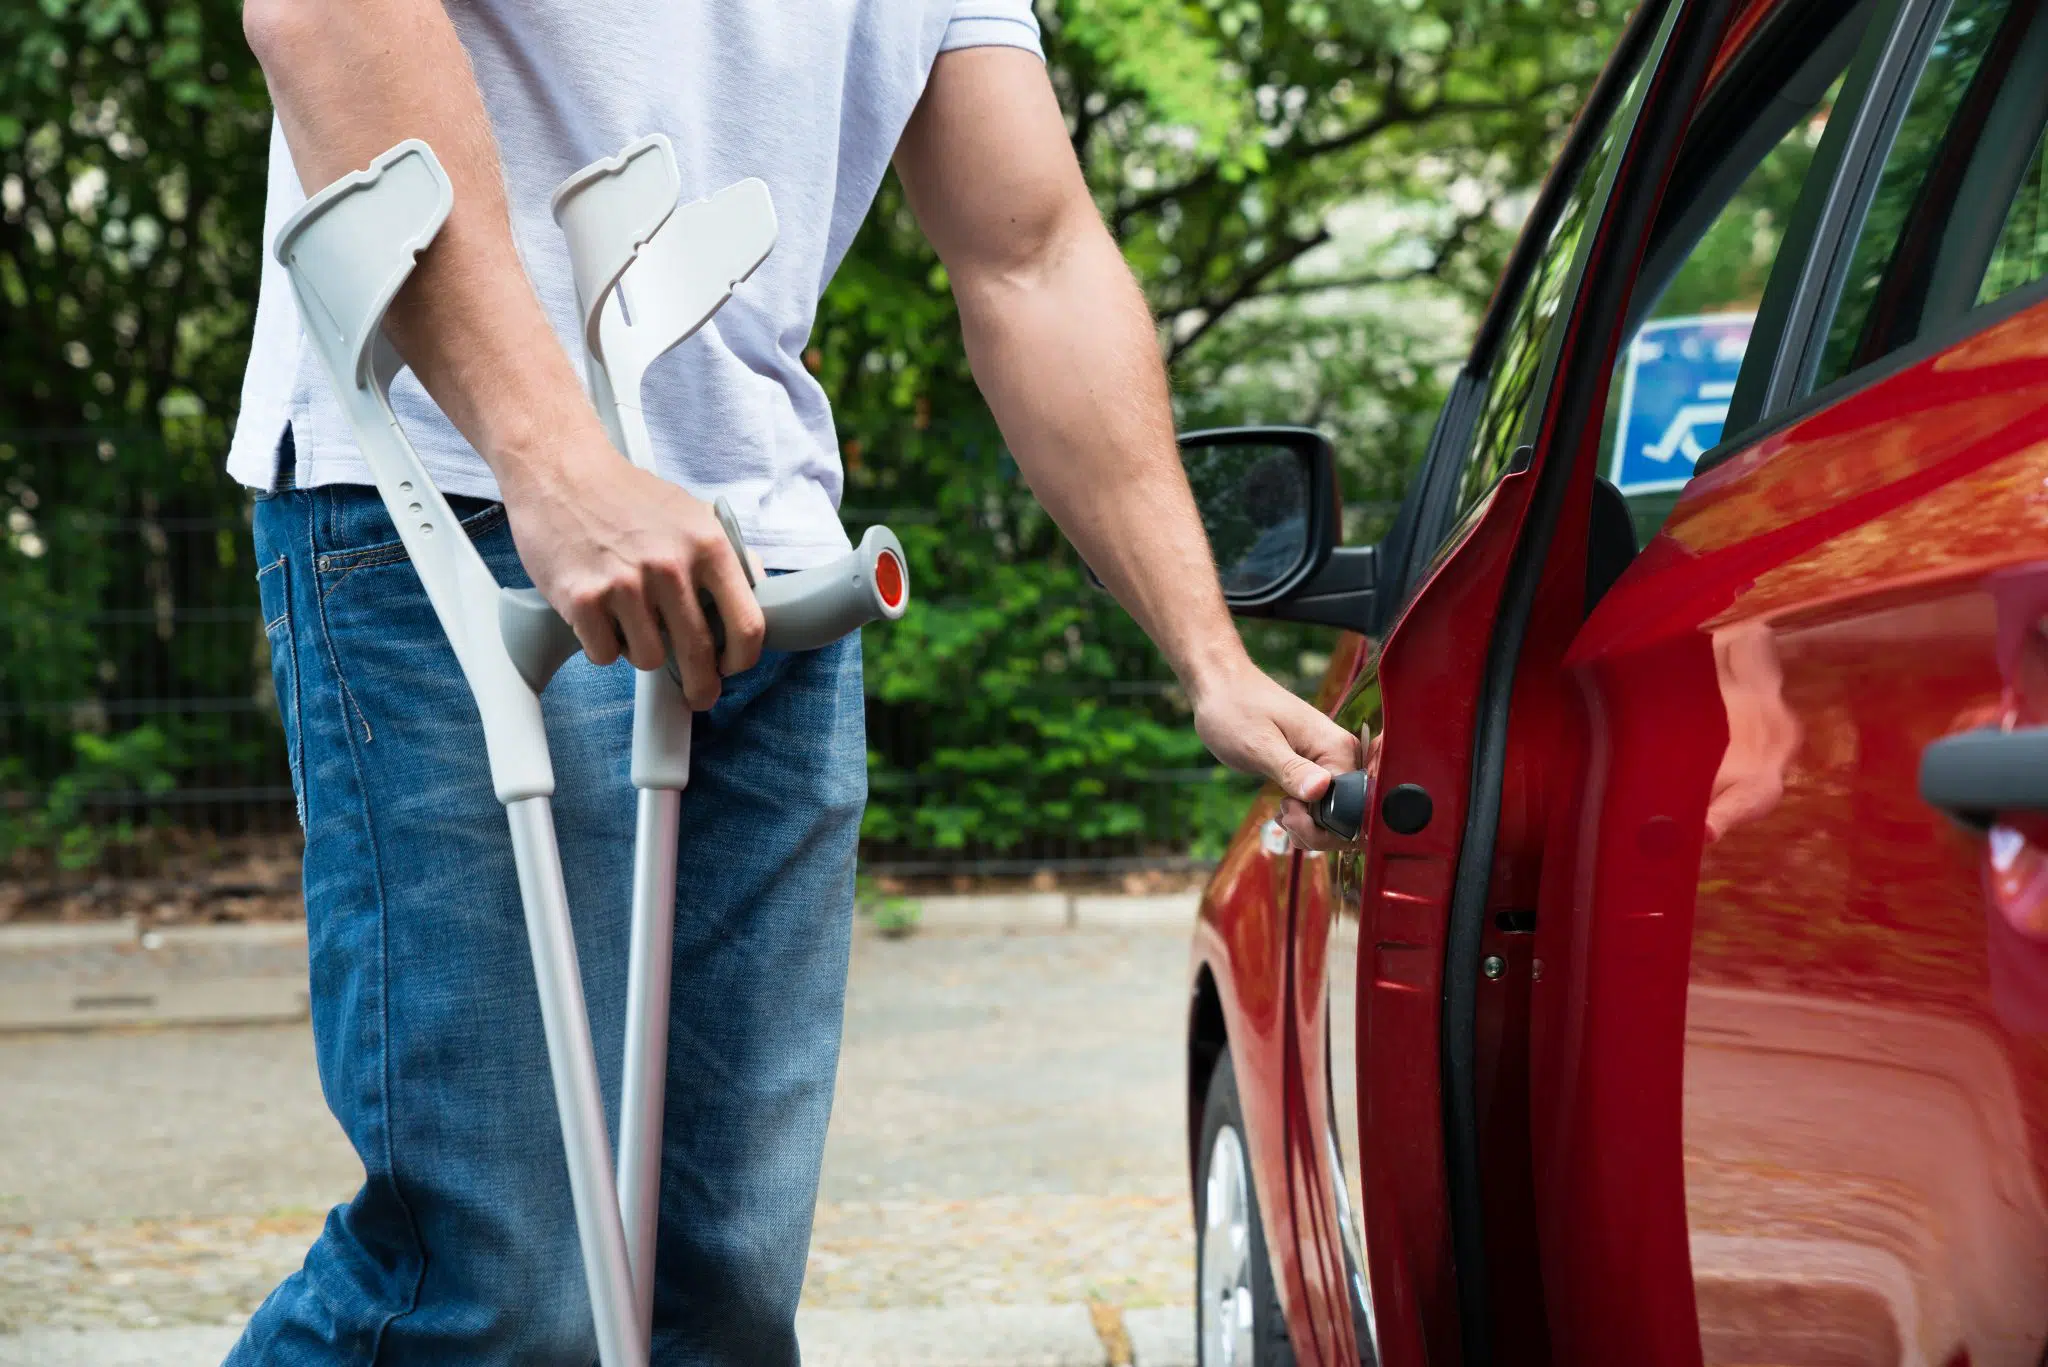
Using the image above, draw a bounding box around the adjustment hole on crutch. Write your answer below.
[420,522,435,536]
[408,502,422,515]
[399,480,413,493]
[876,549,905,610]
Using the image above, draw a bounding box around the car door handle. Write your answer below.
[1918,726,2048,830]
[1314,771,1369,842]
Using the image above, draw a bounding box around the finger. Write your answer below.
[655,577,722,711]
[700,536,765,677]
[564,594,623,668]
[605,582,669,674]
[1278,799,1349,852]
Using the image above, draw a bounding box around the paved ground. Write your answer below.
[0,925,1196,1354]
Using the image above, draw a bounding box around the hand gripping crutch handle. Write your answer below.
[495,499,911,693]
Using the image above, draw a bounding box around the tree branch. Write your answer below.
[1246,201,1496,300]
[1112,93,1526,234]
[1166,227,1332,365]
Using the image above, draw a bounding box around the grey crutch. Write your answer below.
[274,138,908,1367]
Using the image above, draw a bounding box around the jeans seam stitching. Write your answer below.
[260,555,290,633]
[308,506,427,1358]
[264,550,304,828]
[317,564,361,605]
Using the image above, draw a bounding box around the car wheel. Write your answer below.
[1196,1050,1294,1367]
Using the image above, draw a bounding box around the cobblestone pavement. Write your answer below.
[0,925,1194,1332]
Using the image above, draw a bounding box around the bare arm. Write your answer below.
[241,0,760,706]
[893,48,1359,846]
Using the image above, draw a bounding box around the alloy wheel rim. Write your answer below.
[1200,1122,1256,1366]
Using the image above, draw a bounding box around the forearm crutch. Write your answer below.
[274,140,909,1367]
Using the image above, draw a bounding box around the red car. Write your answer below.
[1180,0,2048,1360]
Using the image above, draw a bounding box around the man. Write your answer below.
[229,0,1358,1361]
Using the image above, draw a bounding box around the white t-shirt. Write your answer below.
[227,2,1042,569]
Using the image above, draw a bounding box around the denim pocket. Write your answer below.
[314,487,507,577]
[255,553,306,828]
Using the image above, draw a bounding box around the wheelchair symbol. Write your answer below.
[1642,380,1735,466]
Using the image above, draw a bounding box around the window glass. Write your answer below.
[1812,0,2011,389]
[1978,127,2048,304]
[1430,55,1653,559]
[1602,75,1846,541]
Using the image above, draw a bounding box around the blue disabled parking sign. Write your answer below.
[1611,313,1754,495]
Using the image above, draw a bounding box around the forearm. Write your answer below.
[897,46,1356,812]
[243,0,600,494]
[953,226,1252,698]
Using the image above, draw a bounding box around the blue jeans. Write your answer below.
[233,477,865,1365]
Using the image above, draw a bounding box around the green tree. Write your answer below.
[1,1,274,872]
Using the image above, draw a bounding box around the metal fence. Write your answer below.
[2,430,1273,895]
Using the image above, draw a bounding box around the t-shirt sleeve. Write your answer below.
[940,2,1044,58]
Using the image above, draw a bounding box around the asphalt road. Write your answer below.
[0,924,1195,1332]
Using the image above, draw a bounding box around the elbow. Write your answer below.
[242,0,337,81]
[242,0,301,74]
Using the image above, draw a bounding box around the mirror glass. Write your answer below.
[1182,440,1312,598]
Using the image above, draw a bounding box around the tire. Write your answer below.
[1196,1050,1295,1367]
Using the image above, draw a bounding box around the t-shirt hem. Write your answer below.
[939,14,1044,56]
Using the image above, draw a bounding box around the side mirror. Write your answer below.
[1180,426,1332,608]
[1179,426,1380,633]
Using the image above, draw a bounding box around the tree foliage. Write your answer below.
[0,0,1634,871]
[1,1,273,871]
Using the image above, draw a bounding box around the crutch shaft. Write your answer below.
[507,797,647,1367]
[618,785,681,1333]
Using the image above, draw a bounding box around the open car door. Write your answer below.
[1276,0,1742,1360]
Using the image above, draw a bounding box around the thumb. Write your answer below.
[1256,730,1333,804]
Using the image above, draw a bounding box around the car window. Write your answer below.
[1810,0,2035,389]
[1424,51,1658,564]
[1976,124,2048,304]
[1602,71,1852,541]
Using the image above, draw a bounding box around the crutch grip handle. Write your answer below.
[753,525,911,653]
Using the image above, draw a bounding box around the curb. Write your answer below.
[914,891,1073,932]
[0,1327,240,1367]
[0,1305,1196,1367]
[0,921,307,952]
[0,893,1199,1033]
[1123,1306,1197,1367]
[1069,894,1199,930]
[888,891,1198,935]
[798,1304,1104,1366]
[0,921,310,1033]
